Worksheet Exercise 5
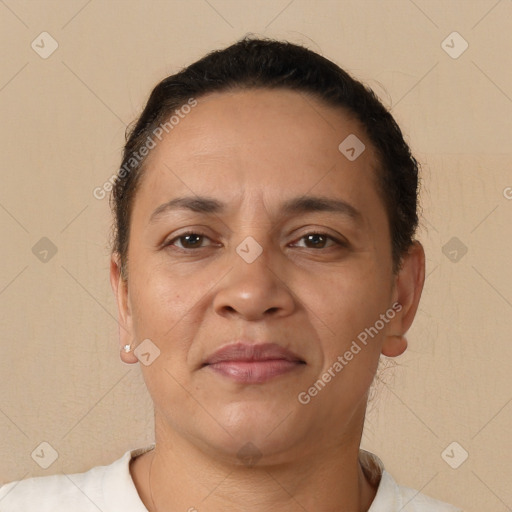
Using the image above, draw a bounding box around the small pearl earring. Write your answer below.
[123,344,132,353]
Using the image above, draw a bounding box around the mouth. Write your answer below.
[202,342,306,384]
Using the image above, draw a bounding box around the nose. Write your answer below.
[212,238,296,322]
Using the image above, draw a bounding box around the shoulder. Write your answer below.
[0,447,151,512]
[360,450,463,512]
[0,464,111,511]
[381,470,463,511]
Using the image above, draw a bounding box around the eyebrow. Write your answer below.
[148,194,362,224]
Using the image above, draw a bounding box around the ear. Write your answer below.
[110,253,138,364]
[382,241,426,357]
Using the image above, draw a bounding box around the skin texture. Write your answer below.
[110,88,425,511]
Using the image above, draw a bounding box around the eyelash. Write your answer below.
[164,230,347,251]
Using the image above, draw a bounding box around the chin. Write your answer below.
[195,401,310,465]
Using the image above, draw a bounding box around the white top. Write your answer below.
[0,446,462,511]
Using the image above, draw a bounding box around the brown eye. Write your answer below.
[166,232,211,250]
[293,232,344,249]
[304,233,329,249]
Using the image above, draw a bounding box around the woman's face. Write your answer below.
[111,88,423,462]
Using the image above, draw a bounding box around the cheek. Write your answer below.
[128,268,189,344]
[306,267,389,412]
[132,250,196,309]
[314,260,392,360]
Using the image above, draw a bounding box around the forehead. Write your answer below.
[149,88,371,167]
[133,88,383,222]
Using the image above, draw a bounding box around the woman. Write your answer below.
[0,37,462,511]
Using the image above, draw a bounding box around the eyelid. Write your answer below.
[163,230,215,250]
[290,230,348,248]
[164,228,348,251]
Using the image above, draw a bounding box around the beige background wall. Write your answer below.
[1,1,511,510]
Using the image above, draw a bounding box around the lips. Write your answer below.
[203,342,305,383]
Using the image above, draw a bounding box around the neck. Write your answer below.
[131,417,378,512]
